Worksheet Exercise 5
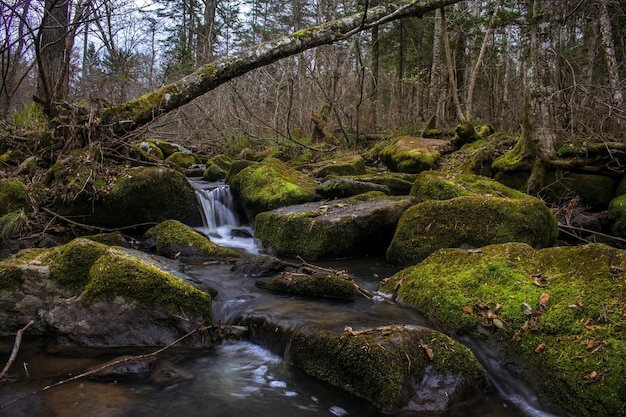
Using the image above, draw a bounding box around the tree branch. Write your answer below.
[100,0,461,135]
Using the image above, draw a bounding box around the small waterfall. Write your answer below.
[192,180,261,254]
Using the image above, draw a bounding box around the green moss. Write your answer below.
[0,178,31,216]
[542,172,615,210]
[312,155,367,178]
[85,232,127,247]
[103,166,202,227]
[387,195,558,265]
[229,158,318,215]
[380,243,626,417]
[262,273,357,300]
[202,164,226,182]
[166,151,196,169]
[452,122,480,146]
[136,141,164,159]
[207,155,234,171]
[145,219,242,259]
[83,250,212,322]
[410,171,529,201]
[330,173,415,195]
[377,137,443,174]
[0,262,24,290]
[609,194,626,237]
[49,238,111,291]
[491,135,533,172]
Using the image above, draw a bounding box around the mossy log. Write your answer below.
[99,0,461,135]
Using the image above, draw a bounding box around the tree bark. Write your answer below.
[100,0,462,135]
[440,7,465,122]
[598,0,624,109]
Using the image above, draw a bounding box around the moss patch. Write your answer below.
[228,158,318,215]
[259,273,357,300]
[48,238,112,291]
[166,151,196,169]
[410,171,529,201]
[387,195,558,265]
[310,154,367,178]
[0,263,23,290]
[84,250,212,322]
[0,178,31,216]
[380,243,626,417]
[609,194,626,237]
[145,219,242,260]
[376,137,452,174]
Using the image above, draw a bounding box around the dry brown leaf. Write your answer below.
[586,339,596,350]
[419,339,435,360]
[462,305,474,314]
[539,292,550,308]
[584,319,594,331]
[535,342,546,354]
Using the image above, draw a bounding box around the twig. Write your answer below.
[0,324,209,410]
[0,320,34,382]
[41,206,157,233]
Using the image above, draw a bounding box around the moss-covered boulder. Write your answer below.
[387,195,558,265]
[309,154,367,178]
[207,154,234,171]
[331,172,416,195]
[290,325,489,413]
[380,243,626,417]
[541,172,615,210]
[451,121,481,146]
[257,272,357,300]
[227,158,318,216]
[376,136,453,174]
[146,139,190,159]
[255,192,415,260]
[0,178,31,215]
[166,151,197,169]
[137,141,164,160]
[101,166,202,228]
[316,178,390,198]
[202,164,226,182]
[0,238,213,347]
[608,194,626,237]
[144,219,242,260]
[410,170,529,201]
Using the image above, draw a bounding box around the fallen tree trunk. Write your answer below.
[100,0,460,135]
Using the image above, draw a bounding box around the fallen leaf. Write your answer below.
[586,339,596,350]
[522,302,533,316]
[584,319,594,331]
[539,292,550,308]
[493,318,505,329]
[462,306,474,314]
[419,339,435,360]
[535,343,546,354]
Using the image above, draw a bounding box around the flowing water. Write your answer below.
[0,182,557,417]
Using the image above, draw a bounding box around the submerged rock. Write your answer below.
[380,242,626,417]
[290,325,489,413]
[254,191,415,260]
[257,272,357,300]
[387,195,558,265]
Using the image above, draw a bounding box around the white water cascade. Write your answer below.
[192,180,262,254]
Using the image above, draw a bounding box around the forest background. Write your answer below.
[1,0,625,172]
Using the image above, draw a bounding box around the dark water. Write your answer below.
[0,183,556,417]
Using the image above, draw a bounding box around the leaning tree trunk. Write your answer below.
[99,0,461,136]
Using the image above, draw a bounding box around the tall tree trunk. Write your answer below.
[36,0,71,113]
[100,0,462,135]
[466,0,501,121]
[525,0,559,192]
[440,7,465,122]
[598,0,624,109]
[426,8,443,128]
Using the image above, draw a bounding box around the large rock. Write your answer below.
[95,166,202,228]
[227,157,318,216]
[306,154,367,178]
[254,192,415,260]
[144,219,242,261]
[375,136,453,174]
[410,170,529,201]
[380,243,626,417]
[316,178,390,198]
[387,195,558,265]
[290,325,489,413]
[0,238,212,347]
